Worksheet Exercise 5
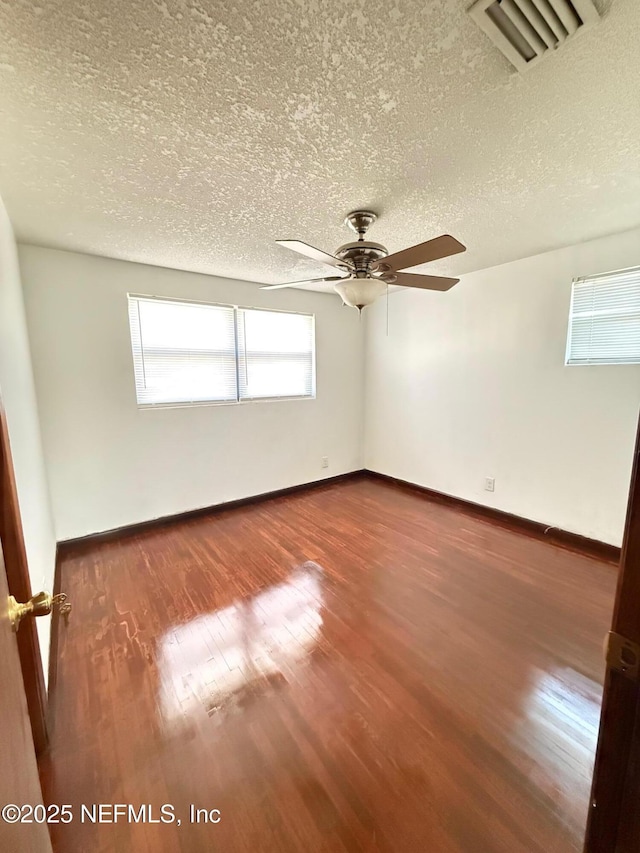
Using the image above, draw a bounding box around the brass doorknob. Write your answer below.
[8,591,72,632]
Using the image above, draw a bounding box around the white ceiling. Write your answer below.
[0,0,639,293]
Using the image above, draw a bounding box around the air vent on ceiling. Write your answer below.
[468,0,600,72]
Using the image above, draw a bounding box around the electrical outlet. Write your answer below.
[485,477,495,492]
[321,456,329,469]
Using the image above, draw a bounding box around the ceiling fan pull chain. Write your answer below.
[386,283,390,336]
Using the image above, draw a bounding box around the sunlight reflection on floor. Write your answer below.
[157,561,324,728]
[514,666,602,816]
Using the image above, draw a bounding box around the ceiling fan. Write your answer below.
[261,210,466,311]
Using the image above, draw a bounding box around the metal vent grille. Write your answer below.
[468,0,601,71]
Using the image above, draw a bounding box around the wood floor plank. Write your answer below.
[41,478,617,852]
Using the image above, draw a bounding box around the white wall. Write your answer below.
[364,227,640,547]
[0,199,56,680]
[19,245,364,541]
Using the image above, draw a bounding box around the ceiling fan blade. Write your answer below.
[276,240,353,271]
[260,275,345,291]
[380,271,460,291]
[373,235,466,273]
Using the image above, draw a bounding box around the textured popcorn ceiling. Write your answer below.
[0,0,638,293]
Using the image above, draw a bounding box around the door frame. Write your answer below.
[584,410,640,852]
[0,398,49,754]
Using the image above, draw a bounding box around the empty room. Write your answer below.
[1,0,640,851]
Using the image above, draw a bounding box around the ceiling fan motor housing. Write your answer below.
[334,212,391,308]
[335,241,388,275]
[339,210,389,274]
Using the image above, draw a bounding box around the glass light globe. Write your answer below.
[334,278,387,311]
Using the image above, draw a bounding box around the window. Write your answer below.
[128,295,315,406]
[565,266,640,366]
[128,297,237,405]
[237,308,315,401]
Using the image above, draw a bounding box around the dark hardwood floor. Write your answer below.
[41,477,618,852]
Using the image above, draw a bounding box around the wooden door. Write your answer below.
[584,410,640,853]
[0,400,49,754]
[0,542,52,853]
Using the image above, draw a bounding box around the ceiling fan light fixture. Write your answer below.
[334,278,387,311]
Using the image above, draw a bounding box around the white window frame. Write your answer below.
[565,265,640,367]
[128,294,316,409]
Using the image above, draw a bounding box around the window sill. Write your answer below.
[136,395,316,411]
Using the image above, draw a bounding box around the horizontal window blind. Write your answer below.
[237,308,315,400]
[566,266,640,365]
[128,296,315,406]
[128,296,237,405]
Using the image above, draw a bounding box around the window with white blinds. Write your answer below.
[237,308,315,400]
[128,295,315,406]
[565,266,640,366]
